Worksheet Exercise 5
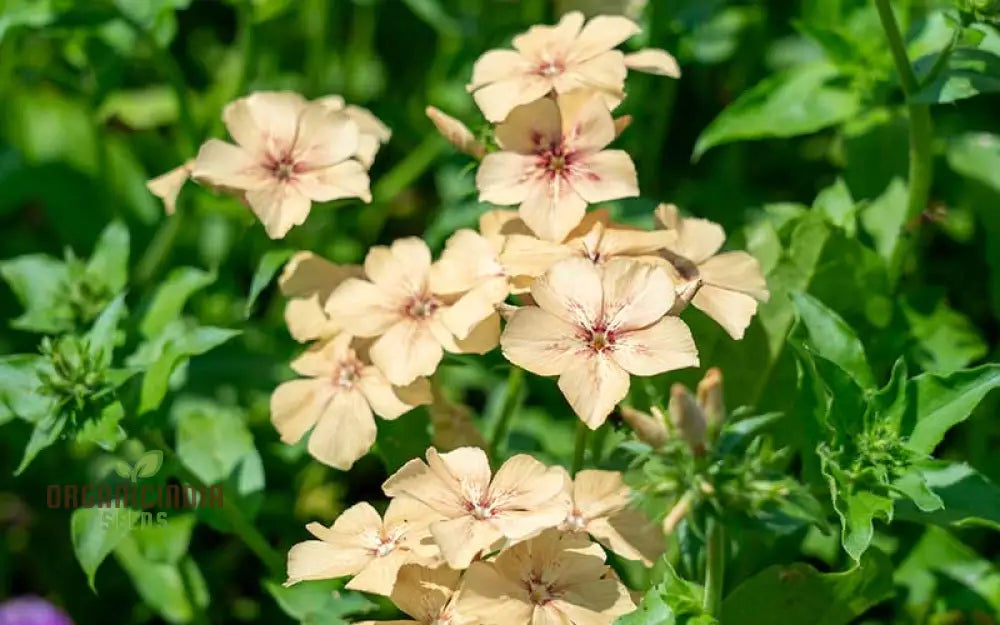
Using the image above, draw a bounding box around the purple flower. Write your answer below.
[0,597,73,625]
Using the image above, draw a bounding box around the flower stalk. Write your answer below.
[703,518,726,616]
[488,366,525,459]
[571,420,589,476]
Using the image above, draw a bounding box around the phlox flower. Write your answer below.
[655,204,770,340]
[270,333,431,470]
[559,469,664,566]
[455,529,635,625]
[286,498,440,596]
[278,251,363,343]
[500,208,670,291]
[425,106,486,159]
[382,446,570,569]
[324,238,500,387]
[429,227,510,340]
[467,11,680,122]
[358,564,473,625]
[476,91,638,242]
[191,91,373,239]
[501,257,698,428]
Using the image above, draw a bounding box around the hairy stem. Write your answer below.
[703,518,726,615]
[488,366,525,459]
[571,421,589,475]
[874,0,934,278]
[140,430,285,577]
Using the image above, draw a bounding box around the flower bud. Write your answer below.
[668,383,706,454]
[662,490,692,534]
[426,106,486,159]
[697,367,726,432]
[619,405,668,449]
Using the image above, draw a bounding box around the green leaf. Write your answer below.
[912,26,1000,104]
[0,354,56,423]
[16,411,67,475]
[694,63,861,159]
[615,584,678,625]
[375,409,433,473]
[822,458,894,562]
[113,515,210,624]
[791,292,875,390]
[137,324,241,413]
[906,364,1000,454]
[140,267,215,338]
[947,131,1000,194]
[86,220,130,293]
[264,579,377,625]
[812,178,856,235]
[75,401,127,451]
[174,398,254,485]
[85,294,128,366]
[71,506,135,591]
[719,549,894,625]
[133,450,164,481]
[617,561,711,624]
[859,178,909,264]
[97,86,179,130]
[895,462,1000,530]
[113,460,133,479]
[903,297,987,374]
[0,254,73,333]
[244,248,293,318]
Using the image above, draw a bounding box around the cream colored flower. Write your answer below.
[146,160,193,215]
[286,498,440,596]
[317,95,392,167]
[382,447,570,569]
[655,203,770,340]
[191,91,372,239]
[426,107,486,159]
[455,529,635,625]
[501,257,698,428]
[358,564,473,625]
[476,91,638,242]
[429,229,510,339]
[467,11,680,122]
[325,238,500,386]
[270,333,431,470]
[278,251,363,342]
[501,208,669,291]
[560,469,664,566]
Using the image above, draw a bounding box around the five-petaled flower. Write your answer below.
[324,238,500,386]
[655,203,770,340]
[285,498,440,596]
[501,257,699,428]
[357,564,472,625]
[455,529,635,625]
[270,333,431,470]
[191,91,373,239]
[476,91,639,242]
[467,11,680,122]
[382,446,570,569]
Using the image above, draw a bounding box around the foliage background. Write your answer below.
[1,0,999,623]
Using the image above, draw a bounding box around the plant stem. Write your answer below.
[571,421,589,475]
[488,366,524,459]
[134,206,183,286]
[874,0,934,277]
[703,518,726,616]
[140,430,285,577]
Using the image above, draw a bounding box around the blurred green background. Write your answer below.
[1,0,999,623]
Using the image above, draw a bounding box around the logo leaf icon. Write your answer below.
[131,450,163,482]
[113,460,132,479]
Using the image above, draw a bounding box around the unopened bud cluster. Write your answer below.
[37,335,115,430]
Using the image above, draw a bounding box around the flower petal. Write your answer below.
[656,204,726,264]
[572,470,630,519]
[555,51,627,106]
[698,251,770,301]
[568,150,638,204]
[190,139,262,190]
[570,15,639,62]
[245,184,312,239]
[625,49,681,77]
[436,313,500,355]
[557,354,629,429]
[555,578,635,624]
[431,516,503,569]
[430,229,503,294]
[519,177,589,243]
[512,11,585,57]
[480,209,531,237]
[495,97,562,154]
[500,234,575,281]
[295,160,371,203]
[293,103,360,167]
[531,257,602,327]
[476,152,536,206]
[359,367,431,420]
[691,285,759,340]
[371,320,444,386]
[473,75,553,123]
[346,548,412,596]
[307,388,376,470]
[557,90,616,153]
[500,307,582,377]
[270,379,329,444]
[599,258,675,331]
[439,277,509,340]
[468,49,528,90]
[285,539,370,584]
[454,561,533,624]
[324,278,400,337]
[364,237,433,294]
[146,161,192,215]
[290,333,350,376]
[222,91,306,153]
[588,507,665,566]
[612,316,699,375]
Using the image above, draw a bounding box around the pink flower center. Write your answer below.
[333,359,363,389]
[537,59,565,77]
[370,525,406,558]
[538,143,575,180]
[464,498,495,520]
[564,510,586,531]
[403,293,441,320]
[585,323,615,352]
[526,576,556,605]
[265,152,303,182]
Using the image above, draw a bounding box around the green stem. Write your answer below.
[703,518,726,616]
[304,0,328,95]
[488,367,525,459]
[133,206,184,286]
[140,431,285,577]
[571,421,589,475]
[875,0,934,278]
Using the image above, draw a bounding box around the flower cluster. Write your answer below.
[287,446,658,625]
[148,92,388,238]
